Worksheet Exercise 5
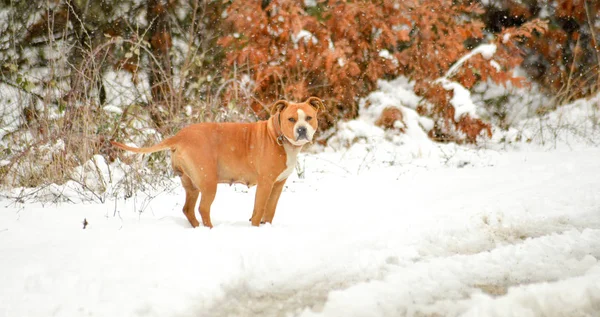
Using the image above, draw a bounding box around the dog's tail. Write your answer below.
[110,139,174,154]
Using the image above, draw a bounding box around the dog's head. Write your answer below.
[270,97,324,146]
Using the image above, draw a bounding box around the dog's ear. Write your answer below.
[306,97,324,112]
[270,100,288,115]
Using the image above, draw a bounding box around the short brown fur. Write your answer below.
[111,97,323,228]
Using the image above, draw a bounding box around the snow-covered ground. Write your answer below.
[2,76,600,316]
[2,143,600,316]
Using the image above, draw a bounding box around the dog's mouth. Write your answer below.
[287,135,310,146]
[296,134,309,141]
[286,125,312,146]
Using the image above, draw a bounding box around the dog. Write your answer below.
[111,97,323,228]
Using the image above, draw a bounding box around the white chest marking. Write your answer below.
[276,144,301,182]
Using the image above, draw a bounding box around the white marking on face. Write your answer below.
[297,109,307,124]
[287,109,315,146]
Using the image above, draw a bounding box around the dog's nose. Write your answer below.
[296,126,307,137]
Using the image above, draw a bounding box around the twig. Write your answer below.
[563,36,581,105]
[584,0,600,94]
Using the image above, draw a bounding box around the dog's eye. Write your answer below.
[306,116,312,121]
[288,117,296,123]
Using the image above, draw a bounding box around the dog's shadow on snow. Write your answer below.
[158,216,193,228]
[214,220,263,228]
[159,216,258,229]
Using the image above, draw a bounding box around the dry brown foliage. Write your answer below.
[219,0,411,130]
[219,0,547,143]
[523,0,600,103]
[375,107,405,132]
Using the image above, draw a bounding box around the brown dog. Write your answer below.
[111,97,323,228]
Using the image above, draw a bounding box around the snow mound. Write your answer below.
[319,76,498,172]
[320,73,599,172]
[493,92,600,149]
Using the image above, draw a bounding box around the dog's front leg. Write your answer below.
[263,179,286,224]
[250,181,274,227]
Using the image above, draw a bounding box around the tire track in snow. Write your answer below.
[303,228,600,317]
[194,210,600,317]
[193,150,600,317]
[200,275,370,317]
[416,210,600,258]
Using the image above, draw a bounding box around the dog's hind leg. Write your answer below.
[180,151,217,228]
[180,174,200,228]
[197,179,217,228]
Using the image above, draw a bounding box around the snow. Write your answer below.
[486,90,600,149]
[2,72,600,316]
[292,30,318,49]
[304,0,317,7]
[378,49,393,59]
[432,44,500,121]
[2,145,600,317]
[103,105,123,114]
[440,80,478,121]
[0,84,26,140]
[443,44,497,80]
[472,76,552,130]
[378,49,399,67]
[490,60,501,71]
[102,70,151,109]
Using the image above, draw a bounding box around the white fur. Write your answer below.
[276,143,301,182]
[294,109,316,141]
[297,109,307,124]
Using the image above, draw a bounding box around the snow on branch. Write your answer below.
[435,44,498,121]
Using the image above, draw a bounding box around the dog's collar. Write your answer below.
[272,111,286,146]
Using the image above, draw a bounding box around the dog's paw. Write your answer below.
[249,218,266,224]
